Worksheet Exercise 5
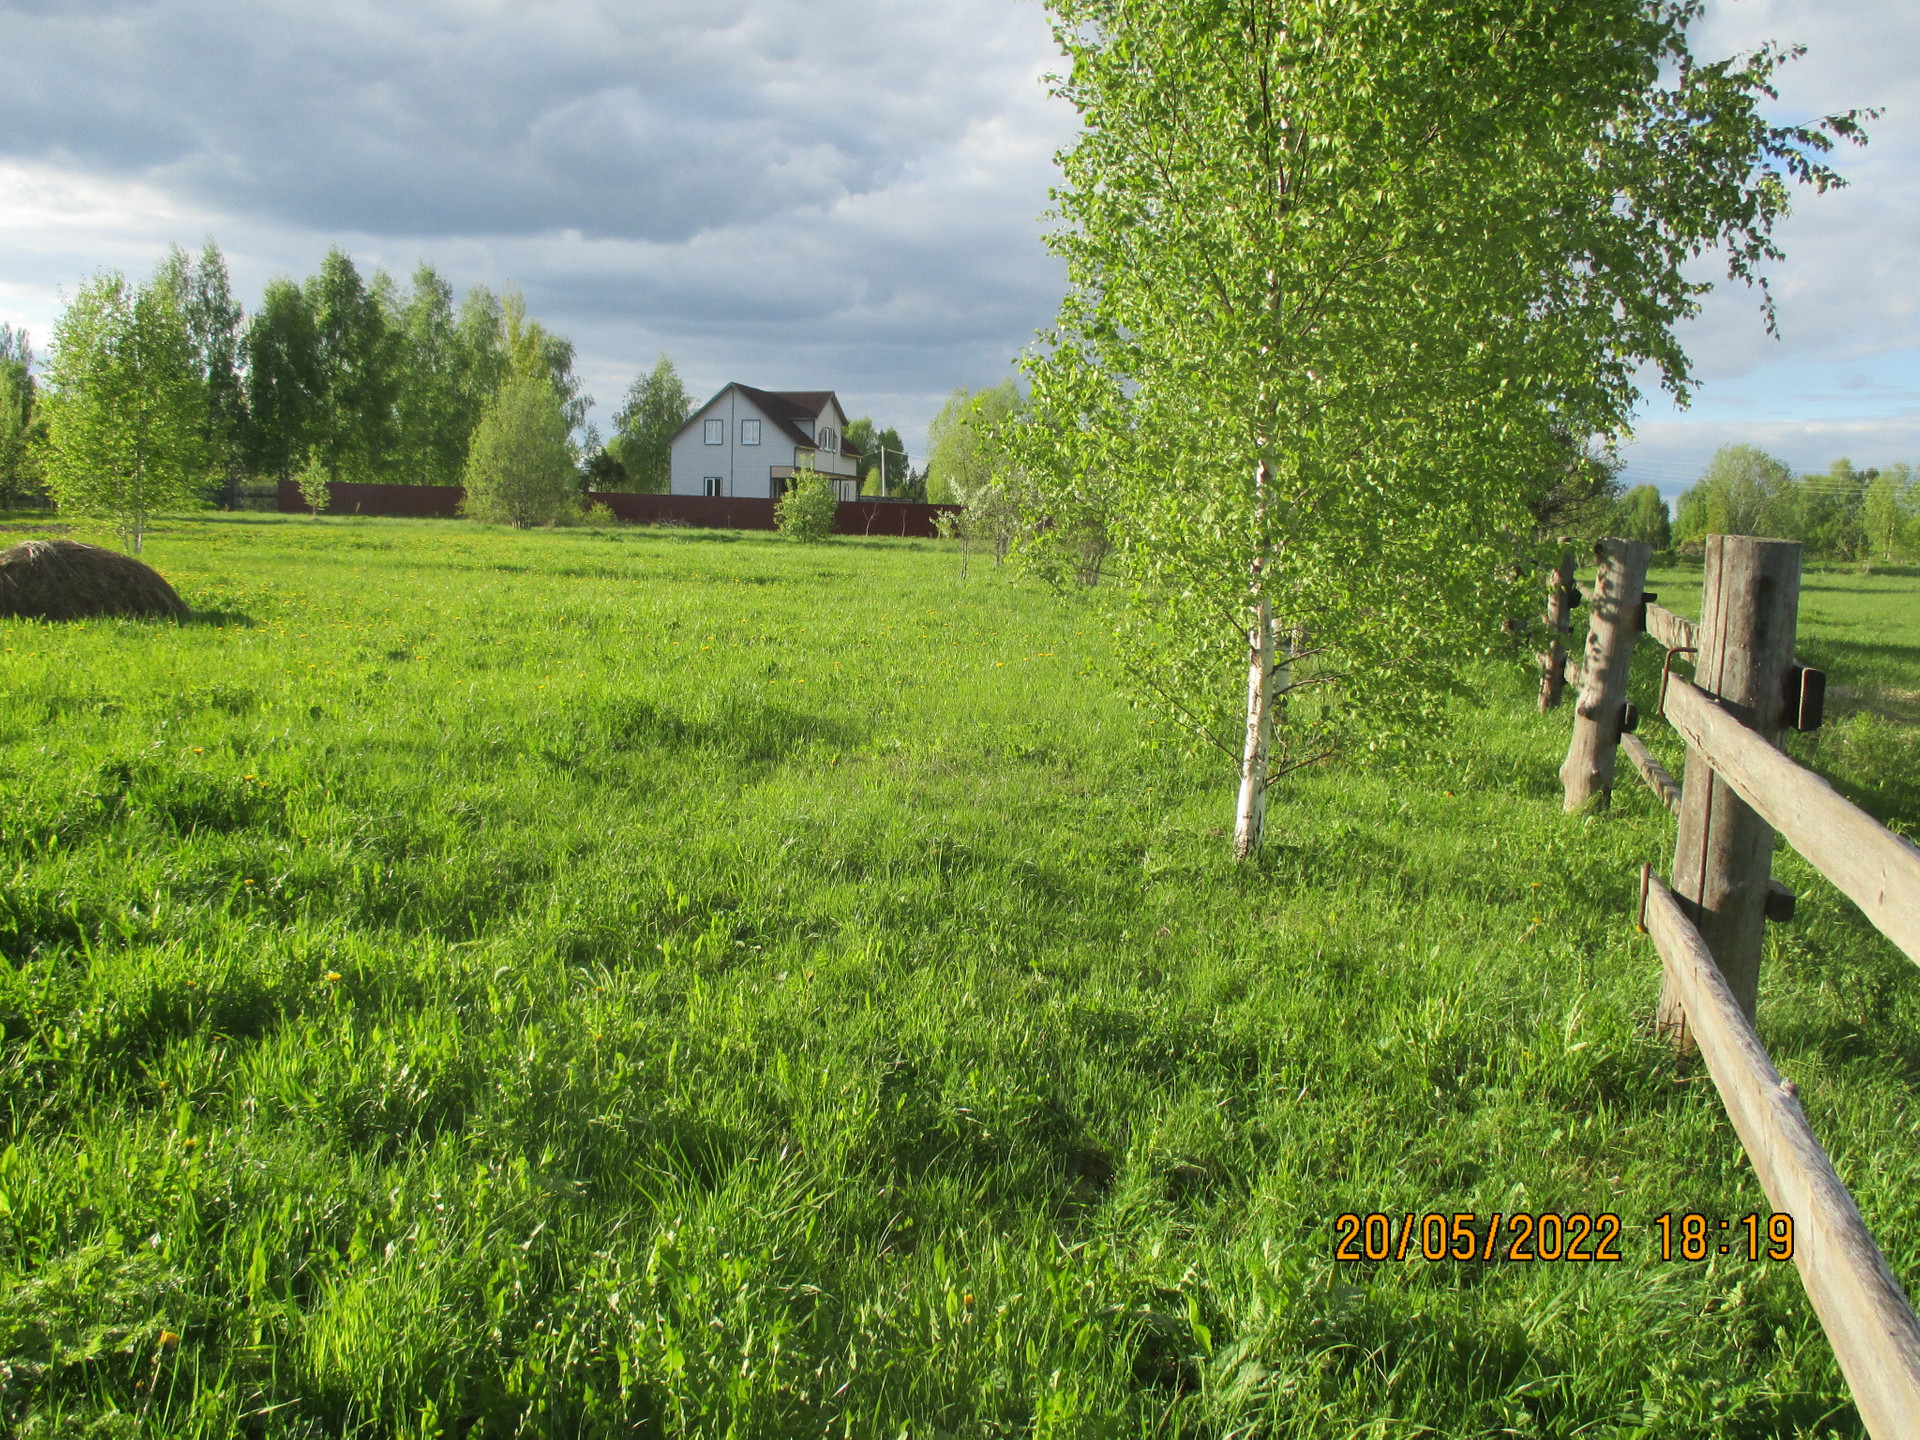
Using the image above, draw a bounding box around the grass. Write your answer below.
[1,514,1917,1438]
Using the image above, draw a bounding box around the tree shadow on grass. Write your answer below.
[593,695,863,763]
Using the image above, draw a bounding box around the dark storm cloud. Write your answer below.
[0,0,1050,242]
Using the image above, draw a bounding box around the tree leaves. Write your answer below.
[1021,0,1865,774]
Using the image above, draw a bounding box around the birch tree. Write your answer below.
[1024,0,1865,857]
[459,372,577,528]
[43,269,208,553]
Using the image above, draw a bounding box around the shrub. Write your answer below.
[775,469,838,543]
[294,450,332,517]
[460,373,578,528]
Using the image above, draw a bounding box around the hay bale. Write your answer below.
[0,540,190,622]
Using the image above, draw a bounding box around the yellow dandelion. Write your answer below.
[325,970,343,983]
[159,1331,181,1347]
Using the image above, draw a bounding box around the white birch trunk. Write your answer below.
[1232,456,1277,860]
[1272,618,1293,711]
[1232,593,1273,859]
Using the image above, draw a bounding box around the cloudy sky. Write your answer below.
[0,0,1912,488]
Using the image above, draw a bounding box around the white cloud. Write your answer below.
[0,0,1076,455]
[1650,0,1920,381]
[1,0,1913,465]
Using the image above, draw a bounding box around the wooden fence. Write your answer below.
[1553,534,1920,1437]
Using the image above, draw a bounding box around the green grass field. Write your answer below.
[3,516,1918,1438]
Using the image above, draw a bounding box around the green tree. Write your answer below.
[1673,444,1793,545]
[242,277,322,479]
[391,264,487,487]
[1672,482,1709,551]
[610,354,692,493]
[157,240,248,501]
[0,326,46,510]
[1862,463,1913,561]
[1788,457,1872,557]
[43,267,208,552]
[502,291,590,441]
[926,382,1024,504]
[455,286,510,409]
[1617,485,1672,550]
[580,429,628,490]
[460,372,578,528]
[308,248,400,483]
[1025,0,1863,855]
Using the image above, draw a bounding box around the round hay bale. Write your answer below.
[0,539,191,622]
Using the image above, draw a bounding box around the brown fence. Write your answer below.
[1551,534,1920,1435]
[278,479,463,517]
[277,480,956,537]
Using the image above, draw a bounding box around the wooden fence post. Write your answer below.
[1657,534,1802,1044]
[1538,547,1576,712]
[1559,538,1650,811]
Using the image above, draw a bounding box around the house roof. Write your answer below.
[673,384,860,458]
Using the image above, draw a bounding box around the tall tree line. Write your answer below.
[14,239,595,509]
[236,246,588,490]
[1673,443,1919,560]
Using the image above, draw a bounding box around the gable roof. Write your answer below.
[672,384,859,457]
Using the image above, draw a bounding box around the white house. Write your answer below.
[668,384,863,501]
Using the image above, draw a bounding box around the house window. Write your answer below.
[819,426,837,453]
[702,476,724,497]
[740,419,761,446]
[704,419,724,445]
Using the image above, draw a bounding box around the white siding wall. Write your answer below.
[669,390,800,498]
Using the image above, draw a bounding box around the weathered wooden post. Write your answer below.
[1657,535,1802,1043]
[1559,538,1650,811]
[1538,547,1577,712]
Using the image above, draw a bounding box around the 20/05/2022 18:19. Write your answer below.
[1332,1212,1795,1262]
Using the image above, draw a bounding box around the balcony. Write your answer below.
[781,448,859,479]
[771,467,861,502]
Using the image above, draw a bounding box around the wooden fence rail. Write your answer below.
[1644,601,1696,653]
[1556,533,1920,1438]
[1662,674,1920,968]
[1642,871,1920,1434]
